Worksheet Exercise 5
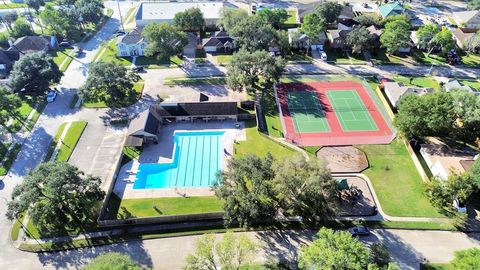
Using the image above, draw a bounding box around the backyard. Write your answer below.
[357,139,443,217]
[393,75,440,91]
[106,195,223,219]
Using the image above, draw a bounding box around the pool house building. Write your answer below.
[125,99,238,147]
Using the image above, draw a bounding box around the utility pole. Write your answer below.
[117,0,125,33]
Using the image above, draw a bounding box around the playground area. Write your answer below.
[276,80,394,146]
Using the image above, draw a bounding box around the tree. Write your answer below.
[6,161,105,232]
[0,87,21,126]
[81,62,140,107]
[142,22,188,60]
[226,49,285,98]
[173,7,205,32]
[40,4,72,37]
[315,1,343,24]
[471,158,480,187]
[300,12,326,53]
[425,173,475,214]
[0,12,18,32]
[217,7,248,30]
[9,52,62,93]
[214,154,277,227]
[227,15,285,52]
[416,24,441,55]
[76,0,105,25]
[185,232,258,270]
[272,155,337,224]
[467,0,480,10]
[381,14,410,26]
[84,252,142,270]
[353,14,381,27]
[11,17,34,38]
[257,8,289,29]
[452,248,480,269]
[449,89,480,143]
[25,0,44,13]
[431,27,456,54]
[298,228,371,270]
[380,20,411,54]
[394,92,455,138]
[347,26,373,53]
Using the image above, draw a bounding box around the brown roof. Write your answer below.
[8,36,49,54]
[451,28,474,44]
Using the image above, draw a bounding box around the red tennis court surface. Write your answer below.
[276,81,395,146]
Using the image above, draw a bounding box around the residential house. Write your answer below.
[383,82,433,108]
[367,25,382,47]
[288,28,326,50]
[338,5,355,23]
[338,20,356,31]
[451,28,475,50]
[444,80,480,96]
[0,49,19,78]
[420,137,478,180]
[452,10,480,31]
[378,1,405,19]
[202,29,234,53]
[116,27,147,57]
[8,35,53,54]
[135,2,224,27]
[352,2,379,16]
[328,29,351,49]
[297,2,319,22]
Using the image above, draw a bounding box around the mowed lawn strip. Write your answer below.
[56,121,88,162]
[357,139,443,217]
[235,120,297,160]
[116,196,223,217]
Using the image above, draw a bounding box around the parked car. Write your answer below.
[59,41,72,48]
[320,51,328,61]
[75,48,83,58]
[453,199,467,213]
[132,66,145,73]
[115,30,126,36]
[46,89,57,103]
[348,226,370,237]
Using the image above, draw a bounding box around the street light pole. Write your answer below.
[117,0,125,33]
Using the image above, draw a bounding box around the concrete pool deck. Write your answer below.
[113,121,246,199]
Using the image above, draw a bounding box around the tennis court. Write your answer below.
[276,80,394,146]
[327,90,378,132]
[286,91,330,133]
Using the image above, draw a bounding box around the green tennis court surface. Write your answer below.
[327,90,378,131]
[286,91,330,133]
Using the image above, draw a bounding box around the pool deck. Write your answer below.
[113,121,246,199]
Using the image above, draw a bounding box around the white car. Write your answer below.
[46,90,57,103]
[320,51,328,61]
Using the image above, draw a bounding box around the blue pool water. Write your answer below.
[133,131,225,189]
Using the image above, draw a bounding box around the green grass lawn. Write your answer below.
[49,48,74,72]
[95,39,134,66]
[83,80,144,108]
[284,9,298,24]
[44,123,67,161]
[356,139,444,217]
[120,146,141,167]
[8,97,45,133]
[0,3,25,9]
[285,53,312,63]
[393,75,440,91]
[323,46,367,65]
[461,53,480,67]
[216,54,232,65]
[0,144,21,176]
[235,120,297,160]
[136,55,183,69]
[55,121,87,162]
[459,80,480,92]
[262,90,283,138]
[106,195,223,218]
[163,76,226,86]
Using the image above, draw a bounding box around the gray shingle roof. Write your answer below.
[8,36,49,53]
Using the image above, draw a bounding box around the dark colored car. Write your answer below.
[59,41,72,48]
[75,48,84,58]
[348,226,370,237]
[132,66,145,73]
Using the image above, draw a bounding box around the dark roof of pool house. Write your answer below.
[151,101,238,117]
[125,109,162,147]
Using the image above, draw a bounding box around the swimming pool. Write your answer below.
[133,131,225,189]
